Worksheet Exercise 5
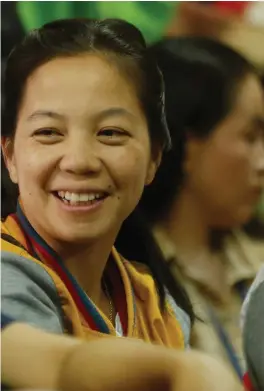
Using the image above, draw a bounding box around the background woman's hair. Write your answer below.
[1,18,194,322]
[140,36,258,225]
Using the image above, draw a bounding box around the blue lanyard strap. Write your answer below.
[207,281,249,381]
[207,305,244,381]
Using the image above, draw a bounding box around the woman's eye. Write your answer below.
[34,128,61,137]
[32,128,63,144]
[99,128,126,136]
[244,129,259,144]
[98,128,130,142]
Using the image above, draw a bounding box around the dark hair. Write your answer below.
[1,18,193,321]
[140,37,259,224]
[2,18,171,147]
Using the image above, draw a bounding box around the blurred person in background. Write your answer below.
[138,37,264,381]
[241,266,264,391]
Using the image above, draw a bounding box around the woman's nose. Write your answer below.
[59,136,102,175]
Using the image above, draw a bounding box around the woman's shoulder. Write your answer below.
[1,250,64,332]
[1,231,64,334]
[224,229,264,274]
[1,215,30,254]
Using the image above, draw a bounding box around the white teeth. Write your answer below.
[79,194,89,202]
[58,191,65,199]
[88,194,96,201]
[71,193,79,202]
[65,191,71,201]
[57,191,104,202]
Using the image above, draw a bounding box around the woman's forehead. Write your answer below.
[18,55,145,123]
[233,75,264,117]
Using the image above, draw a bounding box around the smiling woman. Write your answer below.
[0,17,206,391]
[2,18,176,322]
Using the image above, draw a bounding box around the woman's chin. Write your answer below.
[54,226,108,245]
[210,207,255,229]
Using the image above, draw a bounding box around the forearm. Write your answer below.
[2,323,174,391]
[58,339,175,391]
[59,342,242,391]
[2,323,242,391]
[1,322,81,390]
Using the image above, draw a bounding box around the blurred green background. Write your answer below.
[16,1,179,43]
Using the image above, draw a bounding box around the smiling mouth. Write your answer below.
[54,191,108,206]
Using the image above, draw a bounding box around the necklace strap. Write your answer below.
[102,277,114,323]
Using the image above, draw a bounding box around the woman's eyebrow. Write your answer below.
[27,107,138,122]
[95,107,137,121]
[27,110,65,122]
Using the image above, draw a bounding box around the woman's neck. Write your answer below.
[161,188,211,261]
[62,241,114,305]
[160,188,231,301]
[38,229,117,307]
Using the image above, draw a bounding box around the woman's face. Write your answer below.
[185,74,264,227]
[4,55,158,246]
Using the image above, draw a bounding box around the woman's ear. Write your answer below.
[1,137,18,184]
[145,148,162,186]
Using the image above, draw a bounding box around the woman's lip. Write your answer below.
[252,188,262,196]
[249,188,262,202]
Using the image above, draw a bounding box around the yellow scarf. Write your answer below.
[2,215,186,348]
